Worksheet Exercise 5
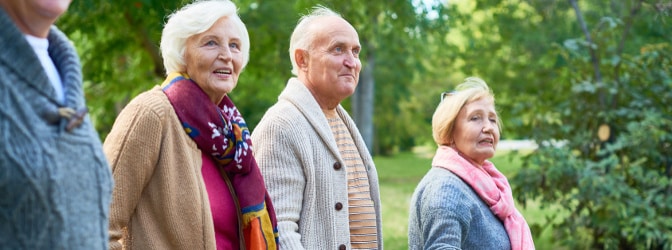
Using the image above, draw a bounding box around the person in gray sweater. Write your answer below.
[408,77,534,250]
[0,0,113,249]
[252,6,383,250]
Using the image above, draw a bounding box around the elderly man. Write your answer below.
[252,6,383,250]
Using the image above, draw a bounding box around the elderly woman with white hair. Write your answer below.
[103,1,277,249]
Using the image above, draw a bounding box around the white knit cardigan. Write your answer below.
[251,78,383,250]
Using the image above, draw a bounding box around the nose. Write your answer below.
[343,51,358,68]
[218,47,232,61]
[482,121,495,133]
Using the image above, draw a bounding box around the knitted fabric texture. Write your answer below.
[0,7,112,249]
[252,77,383,249]
[408,167,511,249]
[105,87,218,249]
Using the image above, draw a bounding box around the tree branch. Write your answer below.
[569,0,602,85]
[568,0,608,109]
[614,0,644,83]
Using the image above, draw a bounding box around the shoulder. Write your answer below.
[414,168,481,210]
[122,86,175,119]
[267,78,323,124]
[47,26,80,68]
[254,100,307,134]
[107,86,180,136]
[48,26,75,51]
[417,168,469,191]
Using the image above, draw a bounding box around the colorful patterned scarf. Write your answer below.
[432,145,535,250]
[162,72,278,249]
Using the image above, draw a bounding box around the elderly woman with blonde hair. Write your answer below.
[408,77,535,250]
[104,1,277,249]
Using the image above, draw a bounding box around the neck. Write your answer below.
[297,75,340,110]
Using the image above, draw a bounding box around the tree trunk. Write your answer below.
[353,42,375,155]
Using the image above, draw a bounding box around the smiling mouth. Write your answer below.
[214,69,232,75]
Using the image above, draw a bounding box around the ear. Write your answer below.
[294,49,308,70]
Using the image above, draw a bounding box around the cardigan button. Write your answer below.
[41,105,88,131]
[338,244,346,250]
[335,202,343,211]
[333,162,342,170]
[65,107,88,132]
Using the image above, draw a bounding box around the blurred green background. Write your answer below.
[58,0,671,249]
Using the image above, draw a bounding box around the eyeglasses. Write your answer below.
[440,91,456,102]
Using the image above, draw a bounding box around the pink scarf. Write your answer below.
[432,145,535,250]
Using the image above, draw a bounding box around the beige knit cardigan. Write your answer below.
[251,78,384,249]
[104,86,217,250]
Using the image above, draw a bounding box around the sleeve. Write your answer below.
[417,175,472,250]
[252,113,308,250]
[103,99,163,250]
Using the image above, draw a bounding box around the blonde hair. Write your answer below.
[160,0,250,74]
[432,77,502,146]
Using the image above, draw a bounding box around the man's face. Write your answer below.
[300,16,362,109]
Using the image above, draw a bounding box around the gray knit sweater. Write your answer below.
[0,7,113,250]
[408,168,511,250]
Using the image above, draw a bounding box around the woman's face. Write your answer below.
[452,97,500,166]
[184,16,244,104]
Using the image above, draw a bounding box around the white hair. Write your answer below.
[288,6,341,76]
[160,0,250,74]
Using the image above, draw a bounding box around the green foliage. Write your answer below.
[57,0,450,150]
[512,11,672,250]
[58,0,188,138]
[232,0,297,128]
[58,0,297,137]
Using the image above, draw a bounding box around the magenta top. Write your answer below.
[201,153,239,250]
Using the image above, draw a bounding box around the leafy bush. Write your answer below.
[512,30,672,249]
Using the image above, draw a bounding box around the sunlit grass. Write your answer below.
[374,148,566,249]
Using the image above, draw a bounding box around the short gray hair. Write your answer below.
[288,6,341,76]
[160,0,250,74]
